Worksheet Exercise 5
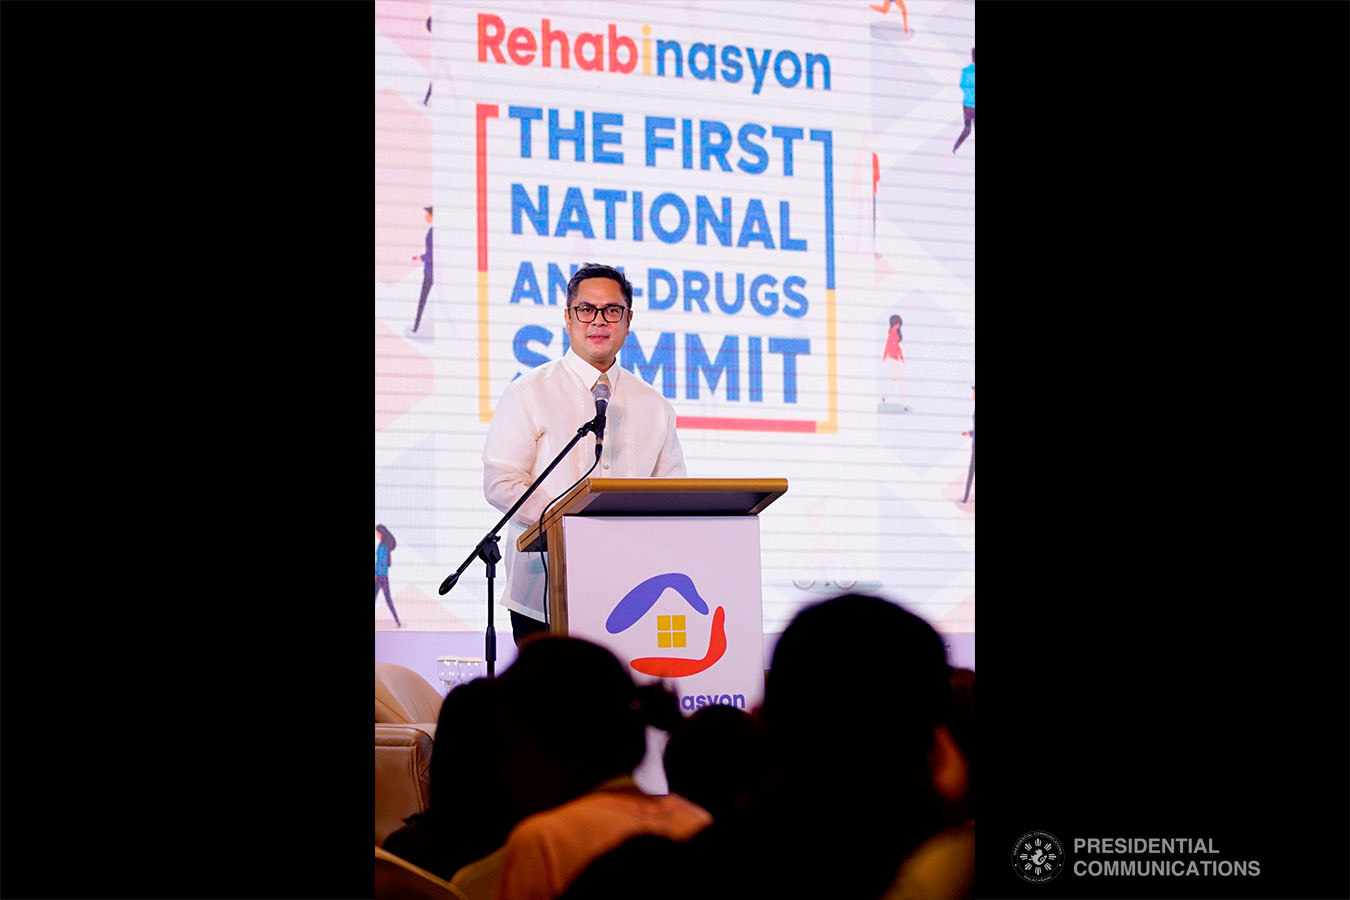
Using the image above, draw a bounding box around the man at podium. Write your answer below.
[483,263,687,646]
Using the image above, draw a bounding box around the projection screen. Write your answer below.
[375,0,974,643]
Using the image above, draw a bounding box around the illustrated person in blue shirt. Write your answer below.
[953,48,975,153]
[375,524,401,627]
[408,207,434,339]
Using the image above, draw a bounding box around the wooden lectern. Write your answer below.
[517,477,787,793]
[516,477,788,633]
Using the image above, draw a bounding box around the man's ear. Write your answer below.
[929,723,969,803]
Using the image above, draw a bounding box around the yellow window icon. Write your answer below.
[657,615,687,648]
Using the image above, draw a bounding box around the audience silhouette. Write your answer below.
[661,704,759,824]
[945,666,976,820]
[878,665,976,900]
[381,676,513,881]
[379,596,974,900]
[561,593,973,900]
[490,635,712,900]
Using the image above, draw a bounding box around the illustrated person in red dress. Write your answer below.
[882,314,910,412]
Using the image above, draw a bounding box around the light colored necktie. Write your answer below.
[592,374,611,459]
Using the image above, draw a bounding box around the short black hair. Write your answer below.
[762,593,948,757]
[494,636,676,786]
[566,263,633,309]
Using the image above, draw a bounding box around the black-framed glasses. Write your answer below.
[568,303,630,323]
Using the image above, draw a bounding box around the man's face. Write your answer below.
[564,277,631,371]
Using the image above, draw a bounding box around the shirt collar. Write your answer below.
[562,350,621,391]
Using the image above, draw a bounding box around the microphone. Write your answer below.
[592,380,610,459]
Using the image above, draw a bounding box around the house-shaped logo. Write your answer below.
[605,573,727,677]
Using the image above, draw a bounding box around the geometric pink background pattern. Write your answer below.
[374,88,432,287]
[378,0,432,66]
[374,319,434,432]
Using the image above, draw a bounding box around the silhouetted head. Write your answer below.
[375,524,396,551]
[889,314,903,329]
[493,636,680,816]
[663,704,759,821]
[946,667,976,817]
[947,667,975,761]
[750,595,958,897]
[760,593,949,763]
[426,677,500,812]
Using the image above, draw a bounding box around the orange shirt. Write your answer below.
[497,777,712,900]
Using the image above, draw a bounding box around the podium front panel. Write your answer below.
[562,516,766,714]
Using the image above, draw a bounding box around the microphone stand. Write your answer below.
[438,415,600,678]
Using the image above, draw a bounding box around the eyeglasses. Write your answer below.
[568,303,630,324]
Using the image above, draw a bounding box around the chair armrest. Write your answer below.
[376,722,437,745]
[376,846,470,900]
[375,724,436,845]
